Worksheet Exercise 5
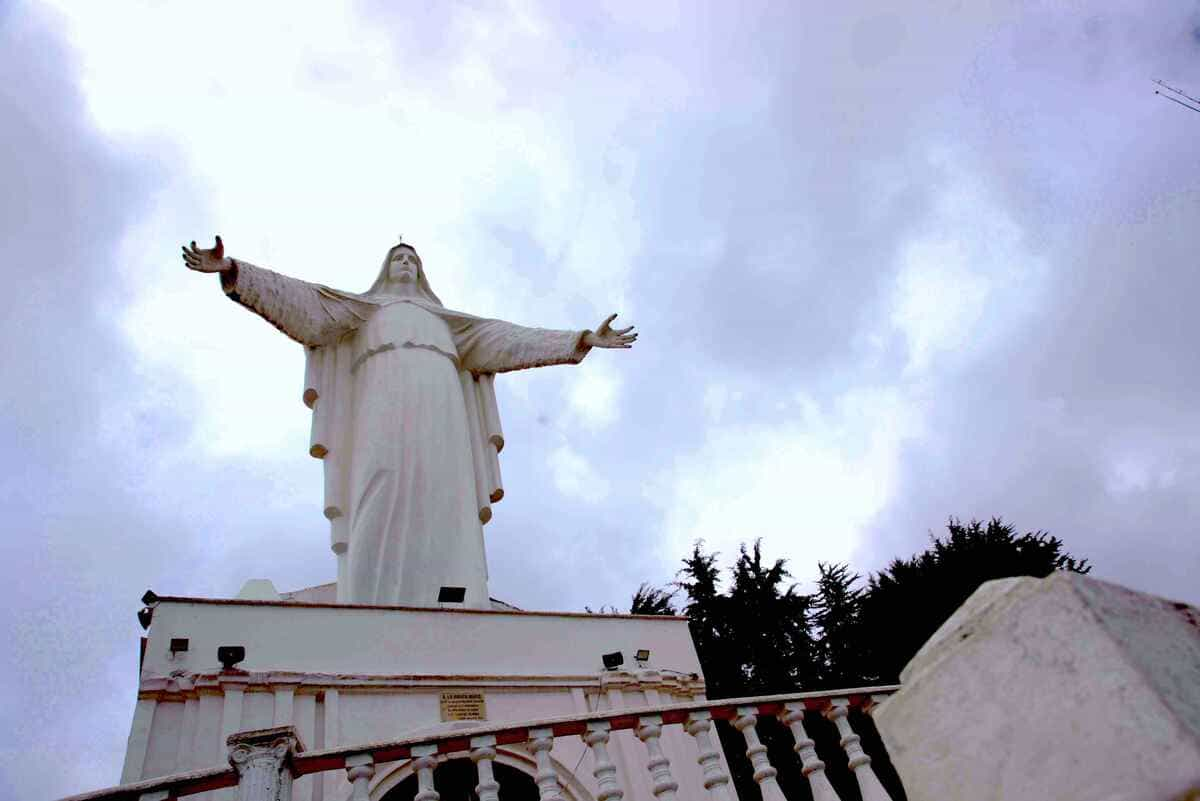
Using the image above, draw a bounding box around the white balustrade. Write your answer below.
[635,715,680,801]
[825,699,893,801]
[529,727,564,801]
[470,735,501,801]
[410,744,440,801]
[779,703,841,801]
[584,721,625,801]
[344,754,374,801]
[684,711,735,801]
[65,687,904,801]
[733,707,787,801]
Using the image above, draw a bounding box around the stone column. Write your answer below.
[684,711,735,801]
[779,703,840,801]
[733,707,787,801]
[345,753,375,801]
[635,715,680,801]
[227,726,305,801]
[584,721,625,801]
[529,727,564,801]
[470,735,501,801]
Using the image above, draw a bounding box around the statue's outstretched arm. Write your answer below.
[452,312,636,374]
[183,237,373,346]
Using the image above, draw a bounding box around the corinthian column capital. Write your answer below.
[227,725,305,801]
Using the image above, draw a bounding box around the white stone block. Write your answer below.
[236,579,281,601]
[873,572,1200,801]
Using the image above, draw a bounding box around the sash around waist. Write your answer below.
[350,340,461,373]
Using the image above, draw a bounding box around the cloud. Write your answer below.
[7,1,1200,797]
[548,442,611,502]
[653,386,923,584]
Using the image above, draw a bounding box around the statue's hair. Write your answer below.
[366,243,443,305]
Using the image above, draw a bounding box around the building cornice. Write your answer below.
[149,595,689,622]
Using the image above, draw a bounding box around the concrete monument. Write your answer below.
[182,236,636,608]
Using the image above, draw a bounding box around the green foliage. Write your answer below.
[813,562,871,688]
[620,517,1090,801]
[629,582,678,615]
[862,517,1090,682]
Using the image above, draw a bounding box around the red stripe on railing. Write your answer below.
[62,685,899,801]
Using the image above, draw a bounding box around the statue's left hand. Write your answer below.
[181,236,232,273]
[583,313,638,349]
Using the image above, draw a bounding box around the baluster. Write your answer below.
[584,721,625,801]
[529,727,564,801]
[684,712,735,801]
[825,700,893,801]
[345,754,375,801]
[779,704,841,801]
[733,707,787,801]
[635,715,680,801]
[411,744,441,801]
[470,735,501,801]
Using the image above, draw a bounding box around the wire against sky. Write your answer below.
[1153,79,1200,115]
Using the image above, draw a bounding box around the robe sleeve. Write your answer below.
[220,259,374,346]
[449,315,593,374]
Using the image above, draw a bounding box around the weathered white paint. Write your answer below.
[183,239,635,608]
[874,571,1200,801]
[125,596,717,801]
[140,599,699,678]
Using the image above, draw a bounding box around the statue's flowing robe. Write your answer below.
[221,260,591,607]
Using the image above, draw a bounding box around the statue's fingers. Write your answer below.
[614,325,635,335]
[601,312,618,329]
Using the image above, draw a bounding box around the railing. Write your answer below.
[61,685,901,801]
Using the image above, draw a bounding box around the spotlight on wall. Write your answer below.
[137,607,153,630]
[634,649,651,664]
[141,590,160,607]
[437,586,466,603]
[602,651,624,670]
[218,645,246,670]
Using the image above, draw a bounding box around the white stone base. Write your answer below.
[874,572,1200,801]
[125,592,713,801]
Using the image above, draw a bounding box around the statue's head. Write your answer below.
[367,241,443,305]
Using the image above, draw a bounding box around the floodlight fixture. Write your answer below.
[169,638,189,655]
[141,589,159,607]
[602,651,624,670]
[218,645,246,670]
[437,586,466,603]
[137,607,153,630]
[635,649,651,663]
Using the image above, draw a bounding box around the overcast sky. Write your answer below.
[3,1,1199,798]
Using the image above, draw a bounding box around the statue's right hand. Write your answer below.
[181,236,231,273]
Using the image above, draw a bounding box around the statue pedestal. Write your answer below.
[124,588,708,801]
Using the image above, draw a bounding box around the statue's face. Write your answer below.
[388,248,419,283]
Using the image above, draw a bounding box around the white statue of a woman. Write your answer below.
[183,236,636,608]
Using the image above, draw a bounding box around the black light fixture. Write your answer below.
[602,651,624,670]
[437,586,466,603]
[635,649,651,663]
[170,638,189,656]
[141,589,160,607]
[218,645,246,670]
[137,607,153,630]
